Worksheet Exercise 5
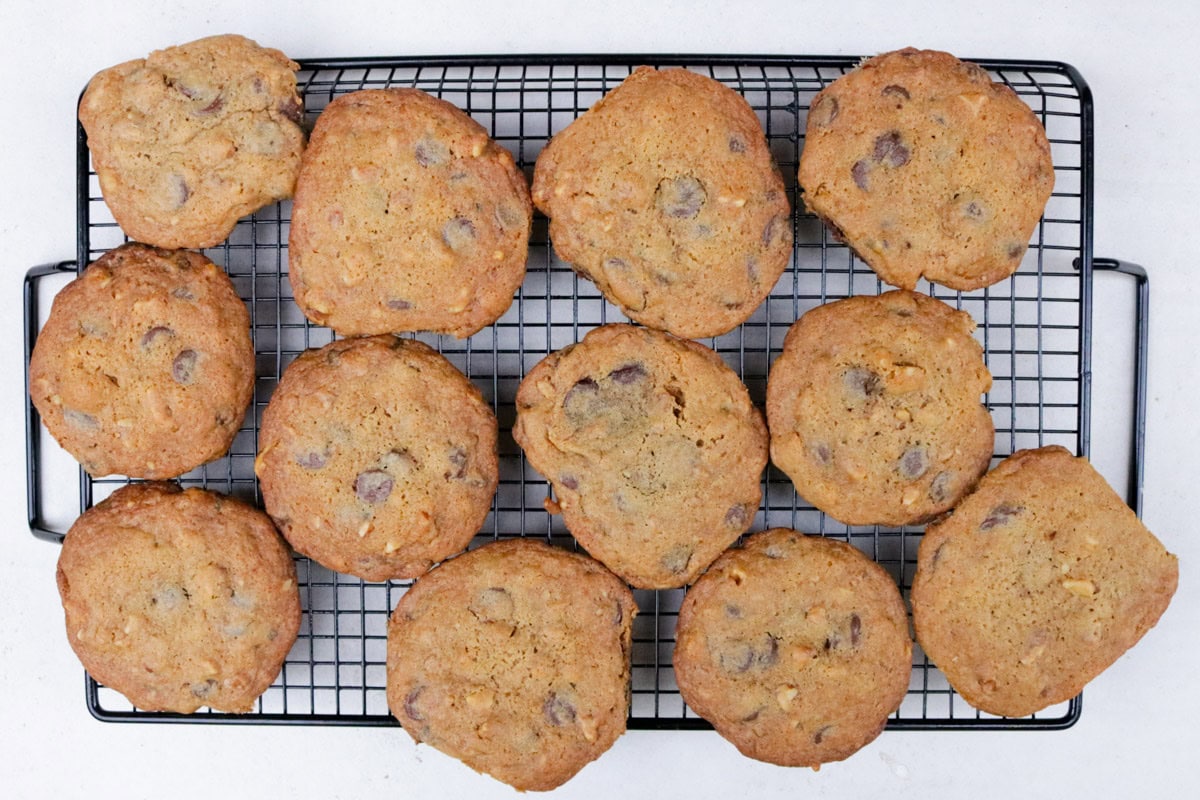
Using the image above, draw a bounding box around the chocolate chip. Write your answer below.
[965,201,984,219]
[849,613,862,647]
[1008,242,1026,259]
[758,635,779,667]
[355,470,394,505]
[173,82,201,100]
[761,215,789,249]
[724,504,750,528]
[275,95,302,125]
[563,376,599,411]
[171,287,195,301]
[813,724,834,744]
[603,256,628,272]
[613,601,625,626]
[139,326,174,348]
[415,137,449,167]
[295,450,328,470]
[980,503,1023,531]
[559,474,579,491]
[191,679,217,699]
[843,367,883,400]
[851,159,871,190]
[873,131,910,168]
[444,447,468,480]
[609,363,647,385]
[441,217,476,251]
[928,470,953,504]
[813,442,833,466]
[718,642,756,674]
[898,446,929,480]
[196,95,224,116]
[172,350,197,384]
[661,544,693,575]
[543,693,577,726]
[404,686,425,721]
[809,94,839,128]
[882,84,911,101]
[655,175,707,219]
[469,587,514,623]
[63,409,98,430]
[728,136,747,153]
[168,174,190,208]
[386,298,412,310]
[725,604,743,619]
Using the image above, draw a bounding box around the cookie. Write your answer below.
[288,88,531,338]
[513,324,767,589]
[255,335,498,581]
[675,529,911,767]
[79,34,304,249]
[29,243,254,479]
[532,67,792,339]
[799,48,1054,291]
[766,290,993,526]
[56,483,300,713]
[387,538,636,792]
[911,446,1178,717]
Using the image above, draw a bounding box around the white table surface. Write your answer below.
[3,1,1197,797]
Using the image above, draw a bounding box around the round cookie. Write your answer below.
[288,88,531,338]
[674,529,911,767]
[912,446,1178,717]
[799,48,1054,291]
[766,290,993,526]
[387,538,636,792]
[56,483,301,714]
[255,335,498,581]
[29,243,254,479]
[532,67,793,339]
[79,34,304,249]
[513,324,767,589]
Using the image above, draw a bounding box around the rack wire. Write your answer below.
[25,54,1105,729]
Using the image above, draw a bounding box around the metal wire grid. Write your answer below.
[32,55,1092,728]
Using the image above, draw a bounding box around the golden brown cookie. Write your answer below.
[29,243,254,479]
[288,88,531,338]
[911,446,1178,717]
[674,529,911,767]
[799,48,1054,290]
[387,539,636,792]
[532,67,792,338]
[56,483,300,713]
[255,336,498,581]
[513,324,767,589]
[766,290,993,526]
[79,34,304,249]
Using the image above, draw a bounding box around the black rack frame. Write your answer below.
[24,53,1149,731]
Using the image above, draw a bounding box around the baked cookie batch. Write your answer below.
[32,35,1177,791]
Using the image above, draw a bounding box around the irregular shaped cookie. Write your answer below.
[387,539,636,792]
[288,89,531,338]
[56,483,300,713]
[532,67,792,338]
[799,48,1054,290]
[79,34,304,249]
[29,243,254,479]
[766,290,993,526]
[912,446,1178,717]
[256,336,498,581]
[513,324,767,588]
[675,529,911,767]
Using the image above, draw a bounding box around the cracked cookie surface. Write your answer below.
[799,48,1053,291]
[56,483,300,713]
[674,529,911,767]
[532,67,792,338]
[256,335,498,581]
[766,290,993,526]
[29,243,254,479]
[288,88,531,338]
[387,539,635,792]
[513,324,767,588]
[912,446,1178,717]
[79,34,304,248]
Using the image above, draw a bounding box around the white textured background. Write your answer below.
[2,1,1196,797]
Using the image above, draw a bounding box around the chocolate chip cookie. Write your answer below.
[513,324,768,589]
[799,48,1054,291]
[532,67,792,339]
[912,446,1178,717]
[766,290,993,526]
[56,483,300,713]
[675,528,911,767]
[79,34,304,249]
[256,335,498,581]
[288,88,531,338]
[387,538,636,791]
[29,243,254,479]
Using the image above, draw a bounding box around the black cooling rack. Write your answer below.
[24,54,1150,731]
